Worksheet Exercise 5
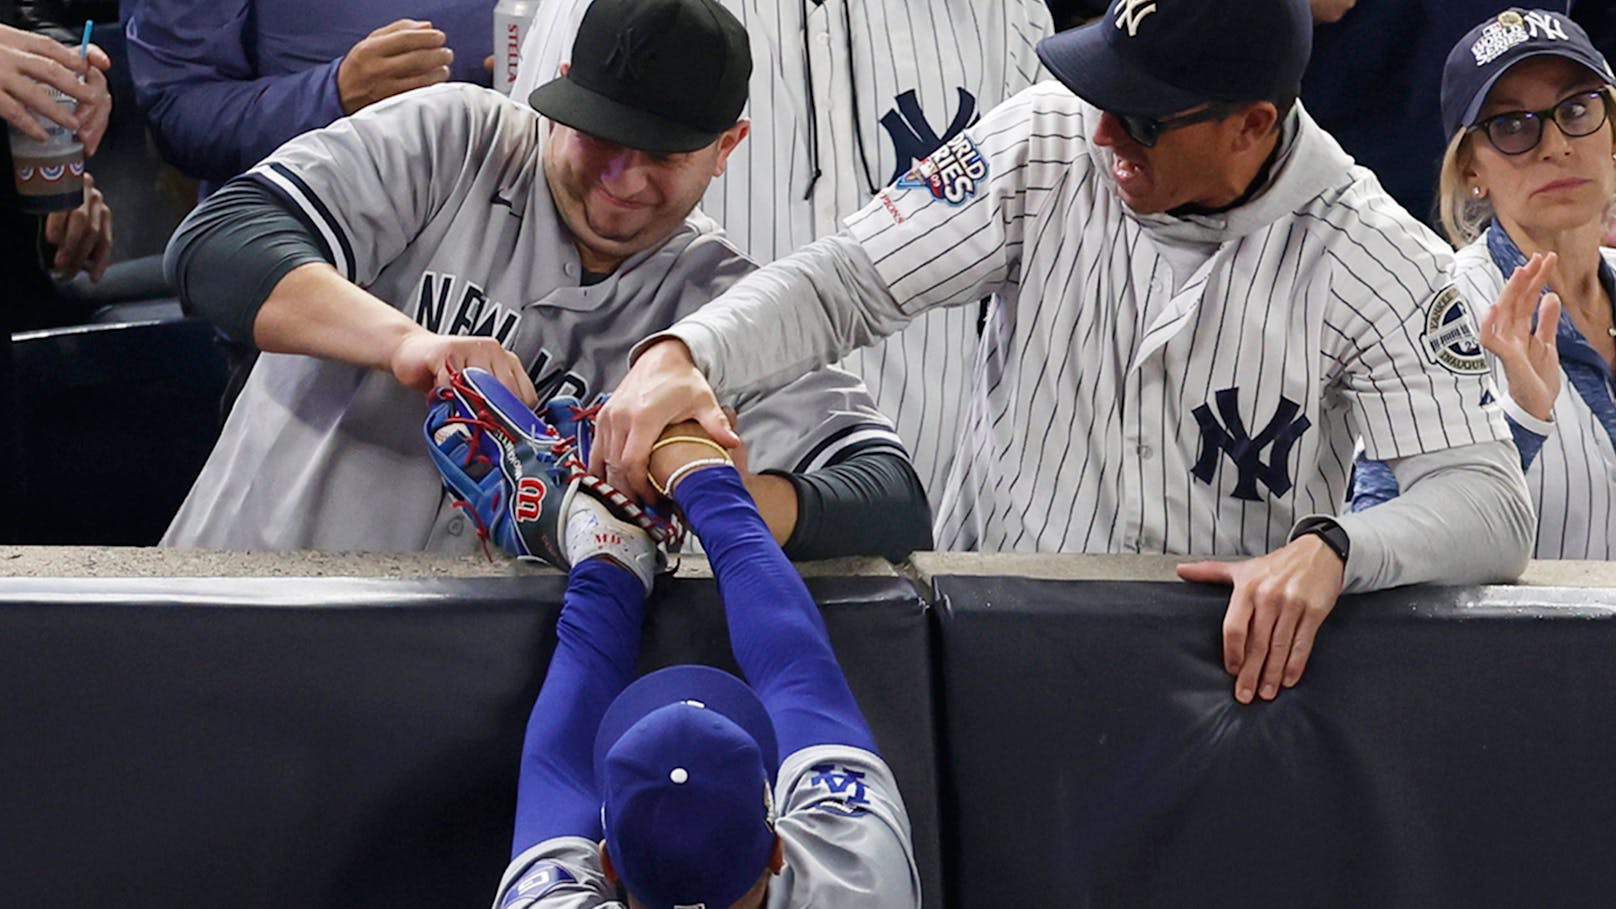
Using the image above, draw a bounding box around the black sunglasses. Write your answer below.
[1470,89,1614,156]
[1116,103,1240,148]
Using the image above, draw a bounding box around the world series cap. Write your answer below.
[1441,8,1615,138]
[594,665,780,909]
[529,0,752,154]
[1035,0,1313,119]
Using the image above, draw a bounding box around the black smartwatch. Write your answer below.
[1293,516,1350,564]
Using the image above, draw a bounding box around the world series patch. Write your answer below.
[499,861,577,907]
[1420,286,1488,375]
[895,133,987,205]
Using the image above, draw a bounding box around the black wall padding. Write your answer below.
[0,575,942,909]
[12,319,228,545]
[933,577,1616,909]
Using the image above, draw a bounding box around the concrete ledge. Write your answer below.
[1,547,1609,588]
[0,547,898,581]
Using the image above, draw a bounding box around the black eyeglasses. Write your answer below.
[1115,103,1239,148]
[1470,89,1613,156]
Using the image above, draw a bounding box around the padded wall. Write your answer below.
[0,574,941,909]
[932,576,1616,909]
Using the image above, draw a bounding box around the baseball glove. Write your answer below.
[423,368,682,573]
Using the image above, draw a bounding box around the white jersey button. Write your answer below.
[448,518,465,536]
[1136,444,1153,459]
[562,262,578,278]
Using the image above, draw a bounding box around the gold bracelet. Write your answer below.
[649,435,733,460]
[651,457,732,498]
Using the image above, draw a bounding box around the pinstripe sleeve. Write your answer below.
[241,84,511,287]
[845,83,1078,313]
[1318,196,1510,460]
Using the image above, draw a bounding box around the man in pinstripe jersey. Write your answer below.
[597,0,1537,704]
[511,0,1056,504]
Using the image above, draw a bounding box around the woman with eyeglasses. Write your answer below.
[1353,8,1616,557]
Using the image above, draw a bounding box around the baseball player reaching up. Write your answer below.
[159,0,929,560]
[594,0,1536,704]
[491,418,921,909]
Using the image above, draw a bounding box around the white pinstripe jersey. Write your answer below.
[511,0,1053,500]
[163,84,900,552]
[1452,232,1616,559]
[676,83,1513,556]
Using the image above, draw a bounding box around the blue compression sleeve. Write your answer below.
[673,466,878,758]
[510,559,646,857]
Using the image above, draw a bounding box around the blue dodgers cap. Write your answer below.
[1441,8,1616,138]
[595,666,780,909]
[1035,0,1312,119]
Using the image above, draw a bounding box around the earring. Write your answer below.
[1472,186,1484,198]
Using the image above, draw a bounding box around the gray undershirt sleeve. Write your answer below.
[1320,438,1534,593]
[163,178,330,346]
[654,230,915,399]
[772,450,933,562]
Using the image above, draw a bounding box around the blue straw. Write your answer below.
[78,21,92,58]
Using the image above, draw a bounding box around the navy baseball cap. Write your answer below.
[529,0,752,154]
[1036,0,1313,119]
[1441,9,1616,138]
[595,665,780,909]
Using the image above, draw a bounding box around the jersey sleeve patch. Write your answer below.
[500,861,578,908]
[804,762,877,817]
[1419,286,1489,375]
[893,133,988,206]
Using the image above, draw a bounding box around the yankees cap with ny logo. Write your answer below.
[1035,0,1313,119]
[528,0,752,154]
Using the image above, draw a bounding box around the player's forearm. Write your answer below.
[672,466,879,757]
[654,230,912,398]
[1330,439,1533,592]
[253,262,424,369]
[512,559,646,850]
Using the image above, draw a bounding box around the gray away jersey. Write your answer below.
[668,84,1512,557]
[490,744,922,909]
[163,84,901,552]
[512,0,1053,501]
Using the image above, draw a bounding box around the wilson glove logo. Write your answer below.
[514,477,547,522]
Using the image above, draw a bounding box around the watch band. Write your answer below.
[1293,516,1351,563]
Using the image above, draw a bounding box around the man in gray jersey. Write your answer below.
[596,0,1536,703]
[509,0,1055,503]
[160,0,930,560]
[494,424,919,908]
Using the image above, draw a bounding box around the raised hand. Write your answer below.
[1481,252,1561,422]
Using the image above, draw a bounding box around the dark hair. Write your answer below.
[1270,91,1298,126]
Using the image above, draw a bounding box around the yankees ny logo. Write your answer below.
[1115,0,1158,36]
[881,88,979,183]
[1191,388,1312,502]
[605,25,655,80]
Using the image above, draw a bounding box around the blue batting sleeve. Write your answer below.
[673,466,879,759]
[510,559,646,858]
[1504,415,1547,471]
[126,3,347,185]
[1349,456,1400,512]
